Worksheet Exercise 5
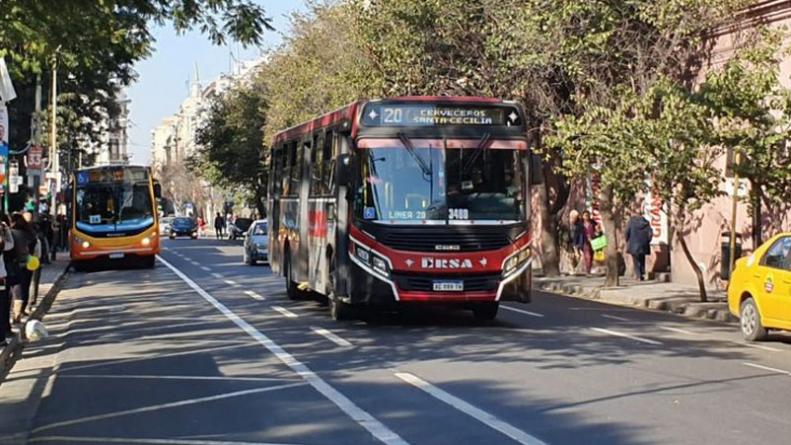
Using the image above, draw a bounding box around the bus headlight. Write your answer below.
[141,236,151,247]
[372,255,389,275]
[503,248,531,277]
[82,240,91,249]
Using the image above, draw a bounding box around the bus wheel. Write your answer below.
[472,302,499,321]
[329,297,353,321]
[142,255,156,269]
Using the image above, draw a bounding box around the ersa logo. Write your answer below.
[765,274,774,293]
[420,257,473,269]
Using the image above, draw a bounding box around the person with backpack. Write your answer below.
[625,209,654,281]
[10,213,37,324]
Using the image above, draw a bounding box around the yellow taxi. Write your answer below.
[728,233,791,341]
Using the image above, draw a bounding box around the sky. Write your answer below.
[126,1,307,165]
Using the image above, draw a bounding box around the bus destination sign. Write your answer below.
[362,104,522,127]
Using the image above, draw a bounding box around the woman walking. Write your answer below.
[10,213,37,324]
[581,210,600,274]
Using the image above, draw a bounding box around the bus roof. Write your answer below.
[271,96,517,147]
[74,164,149,172]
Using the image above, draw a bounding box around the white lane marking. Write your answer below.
[32,383,305,434]
[30,436,303,445]
[156,256,408,445]
[590,327,662,345]
[272,306,298,319]
[200,266,211,272]
[601,314,630,322]
[395,372,546,445]
[244,290,265,301]
[56,374,298,382]
[659,326,695,335]
[501,306,544,318]
[190,260,200,266]
[740,342,783,352]
[211,272,224,279]
[311,327,352,347]
[743,362,791,376]
[224,279,240,286]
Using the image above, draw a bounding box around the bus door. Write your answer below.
[268,146,283,275]
[307,131,336,293]
[296,138,312,283]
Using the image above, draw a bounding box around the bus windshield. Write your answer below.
[75,167,154,234]
[356,140,527,223]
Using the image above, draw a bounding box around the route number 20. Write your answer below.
[383,107,403,124]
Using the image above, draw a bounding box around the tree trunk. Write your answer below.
[673,212,708,302]
[598,185,620,287]
[751,182,762,248]
[536,180,561,276]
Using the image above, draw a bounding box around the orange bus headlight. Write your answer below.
[141,236,151,247]
[82,240,90,249]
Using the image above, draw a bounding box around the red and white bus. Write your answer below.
[268,97,540,320]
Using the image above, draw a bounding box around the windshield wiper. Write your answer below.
[462,132,491,174]
[398,133,433,180]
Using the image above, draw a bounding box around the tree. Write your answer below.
[699,30,791,248]
[193,83,269,218]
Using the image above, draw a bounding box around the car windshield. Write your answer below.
[173,218,193,225]
[251,223,267,235]
[356,140,527,222]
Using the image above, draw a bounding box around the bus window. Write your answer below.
[310,133,324,197]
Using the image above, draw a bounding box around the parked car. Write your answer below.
[229,217,253,240]
[169,217,199,240]
[243,220,268,265]
[728,233,791,341]
[160,216,175,236]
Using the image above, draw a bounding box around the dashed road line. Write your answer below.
[590,327,662,345]
[501,306,544,318]
[211,272,224,279]
[30,435,305,444]
[395,372,546,445]
[601,314,630,322]
[156,256,409,445]
[244,290,265,301]
[272,306,298,319]
[224,279,240,287]
[743,362,791,376]
[658,326,695,335]
[740,342,782,352]
[311,327,352,347]
[200,266,212,272]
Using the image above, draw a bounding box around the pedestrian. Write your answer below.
[25,212,44,307]
[0,216,15,346]
[10,213,37,324]
[568,210,584,273]
[625,209,653,281]
[581,210,600,274]
[214,212,225,239]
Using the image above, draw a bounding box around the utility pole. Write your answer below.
[728,150,742,279]
[49,54,58,219]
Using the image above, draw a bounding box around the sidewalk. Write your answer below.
[535,273,735,322]
[0,256,70,382]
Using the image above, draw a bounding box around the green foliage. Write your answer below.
[193,83,268,216]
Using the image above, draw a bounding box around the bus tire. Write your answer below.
[472,302,499,321]
[142,255,156,269]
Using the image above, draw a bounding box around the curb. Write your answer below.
[536,280,737,323]
[0,265,70,386]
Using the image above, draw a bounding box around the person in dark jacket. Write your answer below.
[10,213,36,323]
[625,211,653,281]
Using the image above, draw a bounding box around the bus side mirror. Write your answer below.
[336,154,352,187]
[153,183,162,198]
[529,153,545,185]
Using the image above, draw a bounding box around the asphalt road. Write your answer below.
[4,237,791,445]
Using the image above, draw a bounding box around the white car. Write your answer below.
[160,216,175,236]
[243,219,268,265]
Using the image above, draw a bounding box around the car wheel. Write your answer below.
[472,302,499,321]
[740,298,768,341]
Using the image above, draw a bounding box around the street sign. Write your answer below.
[27,145,43,171]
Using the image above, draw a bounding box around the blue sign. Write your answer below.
[77,171,89,185]
[363,206,376,220]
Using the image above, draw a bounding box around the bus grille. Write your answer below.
[393,273,500,292]
[379,229,511,252]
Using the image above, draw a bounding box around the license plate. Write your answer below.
[109,253,125,259]
[433,280,464,292]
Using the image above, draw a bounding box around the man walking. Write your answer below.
[214,213,225,239]
[625,209,653,281]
